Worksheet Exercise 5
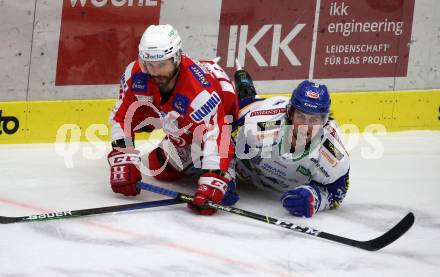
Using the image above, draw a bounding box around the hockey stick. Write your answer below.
[137,181,415,251]
[0,198,181,224]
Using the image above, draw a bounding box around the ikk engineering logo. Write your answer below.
[313,0,415,78]
[216,0,414,80]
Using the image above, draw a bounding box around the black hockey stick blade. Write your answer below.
[0,198,181,224]
[321,211,415,251]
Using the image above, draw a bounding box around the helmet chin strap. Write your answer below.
[173,50,182,67]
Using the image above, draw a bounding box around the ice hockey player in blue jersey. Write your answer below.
[232,67,350,218]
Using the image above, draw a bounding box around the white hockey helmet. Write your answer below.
[138,24,182,66]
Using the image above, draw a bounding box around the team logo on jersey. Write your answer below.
[250,108,286,117]
[306,90,319,99]
[131,73,148,92]
[172,93,189,115]
[190,91,221,123]
[189,64,211,88]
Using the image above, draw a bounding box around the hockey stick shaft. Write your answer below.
[137,181,414,251]
[0,198,181,224]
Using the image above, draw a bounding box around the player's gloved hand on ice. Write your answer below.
[107,147,142,196]
[188,172,232,215]
[222,179,240,206]
[280,185,321,218]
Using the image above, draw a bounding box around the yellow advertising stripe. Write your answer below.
[0,89,439,144]
[0,99,156,144]
[264,89,440,132]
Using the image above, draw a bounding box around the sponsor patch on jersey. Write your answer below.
[131,73,148,92]
[135,95,153,102]
[323,139,344,161]
[262,163,286,178]
[172,93,189,115]
[250,108,286,117]
[306,90,319,99]
[311,157,330,178]
[325,124,348,153]
[190,91,221,123]
[257,120,282,131]
[257,131,278,143]
[296,165,311,179]
[319,147,337,167]
[189,64,211,88]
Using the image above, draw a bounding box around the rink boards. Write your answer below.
[0,0,440,142]
[1,89,439,143]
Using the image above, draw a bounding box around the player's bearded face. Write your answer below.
[290,109,325,145]
[141,58,177,88]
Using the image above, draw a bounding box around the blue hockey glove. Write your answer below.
[222,179,239,206]
[280,185,321,218]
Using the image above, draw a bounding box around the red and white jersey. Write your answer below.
[109,54,238,171]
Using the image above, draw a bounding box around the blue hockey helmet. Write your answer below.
[288,80,330,116]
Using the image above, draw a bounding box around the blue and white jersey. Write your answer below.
[233,96,350,211]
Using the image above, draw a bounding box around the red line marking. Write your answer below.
[0,197,301,277]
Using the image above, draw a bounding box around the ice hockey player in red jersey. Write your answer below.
[107,24,239,215]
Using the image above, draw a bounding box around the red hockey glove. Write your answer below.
[188,172,229,215]
[107,148,141,196]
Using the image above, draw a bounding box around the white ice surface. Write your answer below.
[0,131,439,277]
